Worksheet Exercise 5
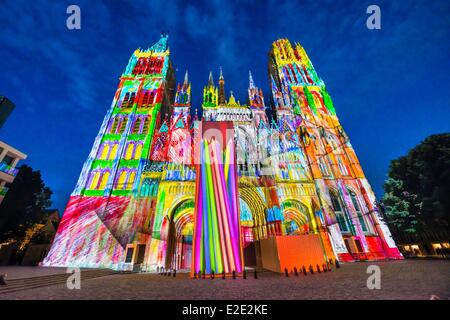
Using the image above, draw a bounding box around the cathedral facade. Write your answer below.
[42,35,402,273]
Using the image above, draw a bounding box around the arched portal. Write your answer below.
[165,199,194,271]
[281,200,310,235]
[238,184,268,268]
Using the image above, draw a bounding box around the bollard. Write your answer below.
[254,269,258,279]
[193,271,197,279]
[323,264,327,272]
[302,266,307,276]
[336,260,340,269]
[316,264,321,273]
[309,265,314,274]
[173,269,176,277]
[211,270,215,279]
[0,274,7,286]
[222,271,226,280]
[294,267,298,276]
[243,269,247,279]
[232,270,236,279]
[284,267,289,277]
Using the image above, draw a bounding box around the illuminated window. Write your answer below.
[150,91,156,104]
[89,171,101,190]
[127,171,136,189]
[134,143,143,159]
[100,143,110,159]
[99,171,110,189]
[142,116,150,134]
[142,92,150,107]
[132,118,141,134]
[109,143,118,159]
[110,117,120,134]
[330,191,350,233]
[338,156,349,176]
[319,159,330,176]
[125,143,134,160]
[119,118,128,134]
[348,188,368,232]
[117,170,127,190]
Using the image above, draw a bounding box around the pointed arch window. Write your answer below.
[134,143,143,159]
[132,117,142,134]
[142,116,150,134]
[127,171,136,190]
[119,117,128,134]
[99,143,110,160]
[129,92,136,106]
[337,156,349,176]
[116,170,128,190]
[110,117,120,134]
[109,143,118,160]
[122,93,130,108]
[330,191,350,233]
[89,171,101,190]
[99,171,110,190]
[348,188,368,232]
[142,92,150,107]
[125,142,135,160]
[149,91,156,105]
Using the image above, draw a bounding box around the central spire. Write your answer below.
[218,67,226,105]
[208,71,214,87]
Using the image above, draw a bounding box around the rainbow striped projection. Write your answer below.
[193,122,243,275]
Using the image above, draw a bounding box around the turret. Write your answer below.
[248,71,265,109]
[174,70,191,106]
[202,71,218,108]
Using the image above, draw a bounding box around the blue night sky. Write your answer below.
[0,0,449,212]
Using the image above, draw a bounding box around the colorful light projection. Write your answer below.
[43,35,403,272]
[193,122,243,275]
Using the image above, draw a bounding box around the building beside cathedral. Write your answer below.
[42,35,402,273]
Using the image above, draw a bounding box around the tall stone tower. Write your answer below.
[267,39,402,261]
[42,35,176,269]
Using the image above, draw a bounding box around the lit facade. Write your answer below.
[43,36,402,272]
[0,140,27,204]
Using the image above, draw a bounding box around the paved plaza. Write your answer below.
[0,260,448,300]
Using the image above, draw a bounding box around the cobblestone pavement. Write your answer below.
[0,260,448,300]
[0,266,73,280]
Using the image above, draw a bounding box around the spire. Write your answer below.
[203,72,218,107]
[184,70,189,84]
[249,70,255,88]
[218,67,226,105]
[174,70,190,106]
[248,71,265,109]
[208,71,214,87]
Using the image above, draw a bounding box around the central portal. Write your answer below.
[165,199,194,271]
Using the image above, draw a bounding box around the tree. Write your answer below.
[382,133,450,232]
[0,164,53,242]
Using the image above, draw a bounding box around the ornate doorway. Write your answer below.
[165,199,194,271]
